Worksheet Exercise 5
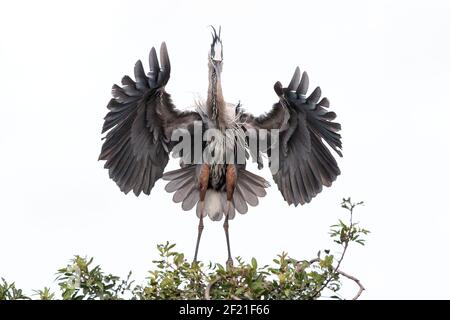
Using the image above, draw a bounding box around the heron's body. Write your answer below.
[99,27,342,264]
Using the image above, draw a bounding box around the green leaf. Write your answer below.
[251,258,257,269]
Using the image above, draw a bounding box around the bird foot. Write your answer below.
[226,257,234,270]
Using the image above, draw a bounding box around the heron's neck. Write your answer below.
[207,63,225,127]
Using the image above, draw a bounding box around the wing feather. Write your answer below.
[99,43,201,196]
[240,68,342,206]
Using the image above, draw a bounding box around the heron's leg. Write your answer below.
[224,164,237,268]
[193,206,204,263]
[223,209,233,268]
[193,164,210,263]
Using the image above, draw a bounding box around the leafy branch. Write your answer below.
[309,197,369,299]
[0,198,368,300]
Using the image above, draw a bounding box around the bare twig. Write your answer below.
[336,269,365,300]
[295,258,319,273]
[297,259,365,300]
[204,277,220,300]
[310,201,357,299]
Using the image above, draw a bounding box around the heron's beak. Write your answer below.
[209,25,223,66]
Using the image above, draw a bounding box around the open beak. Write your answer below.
[210,26,223,64]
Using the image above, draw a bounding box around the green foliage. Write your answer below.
[33,287,55,300]
[133,242,205,299]
[0,278,30,300]
[330,198,369,246]
[56,256,134,300]
[0,198,368,300]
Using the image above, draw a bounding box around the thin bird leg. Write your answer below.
[224,164,237,268]
[193,164,210,263]
[223,209,232,268]
[193,205,204,263]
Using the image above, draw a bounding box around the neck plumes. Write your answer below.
[207,63,225,127]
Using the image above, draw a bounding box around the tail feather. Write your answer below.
[173,180,194,203]
[233,186,248,214]
[240,170,271,188]
[163,166,269,221]
[232,168,269,213]
[182,189,199,211]
[162,166,195,180]
[236,182,258,207]
[165,174,193,193]
[238,174,267,197]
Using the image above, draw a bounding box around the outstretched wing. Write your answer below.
[240,67,342,206]
[99,43,201,196]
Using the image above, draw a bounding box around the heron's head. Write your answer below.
[209,26,223,69]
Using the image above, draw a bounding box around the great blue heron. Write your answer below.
[99,27,342,265]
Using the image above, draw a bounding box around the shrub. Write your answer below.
[0,198,368,300]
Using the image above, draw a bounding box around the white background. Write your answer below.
[1,0,449,299]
